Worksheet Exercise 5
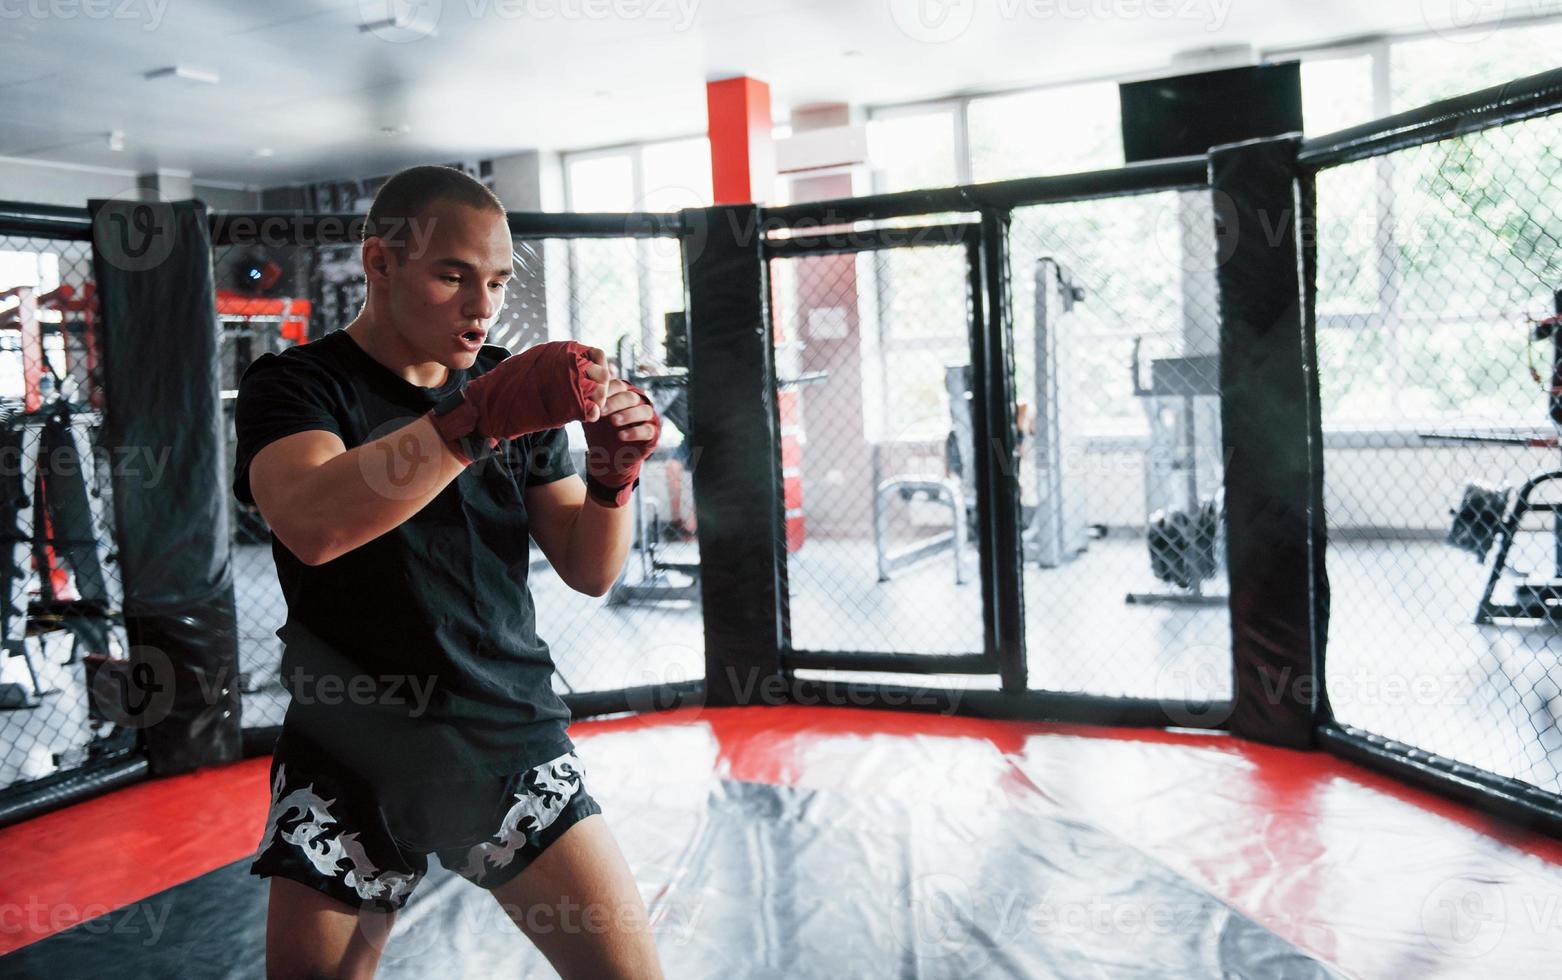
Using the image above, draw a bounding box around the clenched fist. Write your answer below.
[581,379,661,507]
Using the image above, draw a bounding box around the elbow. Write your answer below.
[274,523,338,567]
[570,562,618,598]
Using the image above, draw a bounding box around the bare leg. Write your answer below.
[265,876,397,980]
[489,813,664,979]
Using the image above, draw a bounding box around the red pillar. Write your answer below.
[706,76,774,205]
[706,76,809,552]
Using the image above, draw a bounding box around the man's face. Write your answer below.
[375,199,512,370]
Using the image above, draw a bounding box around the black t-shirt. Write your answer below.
[233,328,578,786]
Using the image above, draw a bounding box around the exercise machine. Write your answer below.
[1436,289,1562,624]
[1127,338,1226,606]
[1025,257,1090,569]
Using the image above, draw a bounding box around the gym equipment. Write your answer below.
[1025,257,1090,568]
[216,289,310,545]
[873,364,975,584]
[1128,339,1226,605]
[1429,290,1562,624]
[604,338,699,606]
[0,398,119,710]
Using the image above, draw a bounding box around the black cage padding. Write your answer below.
[1210,136,1328,749]
[684,205,786,705]
[89,197,242,774]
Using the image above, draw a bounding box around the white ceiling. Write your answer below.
[0,0,1512,187]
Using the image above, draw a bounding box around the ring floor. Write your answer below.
[1,705,1560,978]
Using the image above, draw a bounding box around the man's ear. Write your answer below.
[363,237,405,283]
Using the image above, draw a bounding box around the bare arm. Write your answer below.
[526,475,635,597]
[248,415,468,566]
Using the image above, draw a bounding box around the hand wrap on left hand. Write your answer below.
[581,382,661,507]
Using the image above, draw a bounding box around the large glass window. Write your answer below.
[968,82,1122,181]
[866,106,960,193]
[1299,50,1378,135]
[1391,22,1562,112]
[563,139,712,360]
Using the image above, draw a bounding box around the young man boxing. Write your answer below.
[233,165,665,979]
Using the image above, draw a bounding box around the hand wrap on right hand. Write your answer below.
[426,340,598,464]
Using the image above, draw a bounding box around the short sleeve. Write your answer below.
[233,353,344,505]
[513,426,576,489]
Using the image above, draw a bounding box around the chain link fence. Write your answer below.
[771,241,986,659]
[1008,192,1232,704]
[218,225,701,739]
[0,227,134,795]
[1312,110,1562,796]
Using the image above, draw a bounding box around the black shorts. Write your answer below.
[249,740,602,912]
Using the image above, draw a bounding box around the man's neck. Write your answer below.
[345,316,449,389]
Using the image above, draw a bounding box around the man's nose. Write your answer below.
[465,285,501,321]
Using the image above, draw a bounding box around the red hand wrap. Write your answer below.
[581,382,660,507]
[466,340,597,440]
[426,341,598,464]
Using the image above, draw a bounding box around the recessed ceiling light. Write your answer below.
[253,147,275,158]
[144,65,220,85]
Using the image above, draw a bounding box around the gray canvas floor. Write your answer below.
[4,535,1560,798]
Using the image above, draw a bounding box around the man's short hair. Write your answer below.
[363,165,506,253]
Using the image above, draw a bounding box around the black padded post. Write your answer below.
[89,198,242,774]
[1210,136,1328,749]
[684,206,786,705]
